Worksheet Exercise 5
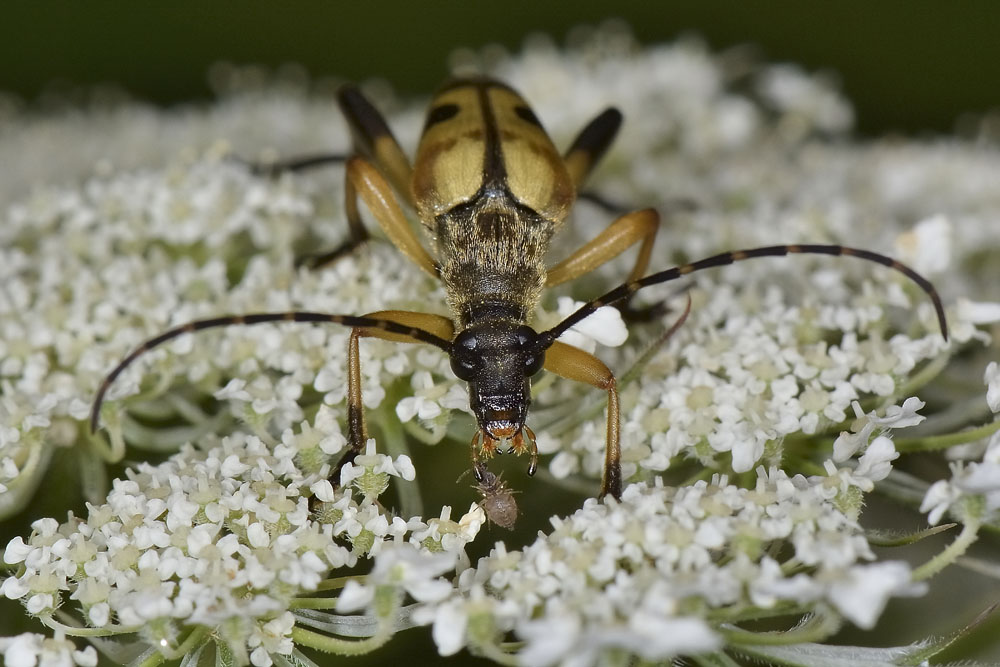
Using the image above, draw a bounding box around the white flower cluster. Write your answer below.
[541,284,949,483]
[920,362,1000,526]
[0,632,97,667]
[412,471,918,664]
[2,420,481,666]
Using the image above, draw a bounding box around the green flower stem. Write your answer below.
[376,404,423,518]
[783,453,827,477]
[400,419,441,446]
[133,647,168,667]
[912,518,982,581]
[163,391,213,424]
[291,586,400,656]
[722,607,841,646]
[473,641,519,666]
[290,597,341,610]
[894,418,1000,452]
[894,350,951,398]
[41,613,142,637]
[87,416,125,463]
[241,406,278,446]
[707,603,812,625]
[543,396,606,439]
[157,626,211,661]
[691,651,742,667]
[618,306,690,388]
[92,372,181,461]
[291,624,392,656]
[315,575,358,592]
[121,412,231,452]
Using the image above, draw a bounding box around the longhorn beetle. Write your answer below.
[90,77,949,500]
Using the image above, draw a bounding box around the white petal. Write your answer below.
[956,298,1000,325]
[431,600,469,656]
[984,362,1000,413]
[335,580,374,613]
[828,561,918,629]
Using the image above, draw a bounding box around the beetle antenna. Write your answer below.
[90,311,453,433]
[539,244,948,347]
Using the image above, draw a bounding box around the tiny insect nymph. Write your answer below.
[472,461,519,531]
[91,76,949,501]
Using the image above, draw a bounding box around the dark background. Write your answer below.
[2,1,999,136]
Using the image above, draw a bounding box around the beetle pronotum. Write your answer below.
[91,77,948,500]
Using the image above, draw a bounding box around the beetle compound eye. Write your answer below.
[450,352,478,381]
[449,331,481,380]
[523,352,544,376]
[457,331,478,350]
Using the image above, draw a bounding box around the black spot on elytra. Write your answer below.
[424,103,460,130]
[514,105,542,127]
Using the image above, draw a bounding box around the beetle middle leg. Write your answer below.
[546,207,665,321]
[329,310,455,485]
[546,207,659,288]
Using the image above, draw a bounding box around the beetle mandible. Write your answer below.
[91,77,949,499]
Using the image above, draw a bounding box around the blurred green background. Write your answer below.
[2,1,999,135]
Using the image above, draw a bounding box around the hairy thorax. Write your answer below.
[434,191,554,328]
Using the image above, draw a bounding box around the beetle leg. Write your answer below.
[558,108,667,318]
[524,426,538,476]
[346,157,438,277]
[243,85,430,272]
[239,153,349,175]
[329,310,455,486]
[337,84,414,203]
[541,341,622,499]
[470,432,484,471]
[563,108,623,189]
[546,207,659,289]
[294,163,373,269]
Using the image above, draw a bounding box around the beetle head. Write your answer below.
[450,322,545,450]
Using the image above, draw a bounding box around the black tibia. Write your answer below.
[241,153,349,176]
[294,236,369,270]
[233,151,368,270]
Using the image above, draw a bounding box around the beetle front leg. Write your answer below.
[327,329,369,486]
[542,341,622,499]
[545,207,663,322]
[329,310,456,487]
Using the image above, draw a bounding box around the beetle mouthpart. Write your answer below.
[476,431,502,458]
[475,426,537,474]
[485,421,518,440]
[507,428,533,456]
